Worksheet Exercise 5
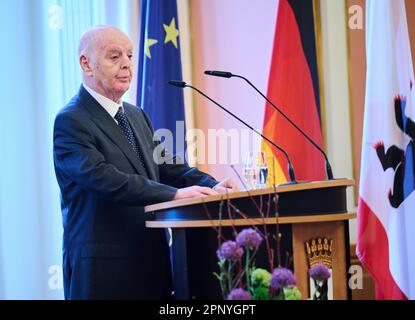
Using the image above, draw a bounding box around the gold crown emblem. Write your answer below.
[305,238,333,268]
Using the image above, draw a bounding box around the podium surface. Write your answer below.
[145,179,355,299]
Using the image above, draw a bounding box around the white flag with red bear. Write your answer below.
[357,0,415,299]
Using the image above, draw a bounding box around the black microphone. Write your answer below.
[204,70,233,78]
[168,80,187,88]
[204,70,334,180]
[168,80,297,184]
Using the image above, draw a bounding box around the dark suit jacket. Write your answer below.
[53,85,218,299]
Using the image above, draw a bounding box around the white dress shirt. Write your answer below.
[83,83,124,123]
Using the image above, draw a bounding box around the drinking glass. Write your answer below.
[256,151,268,189]
[243,152,255,190]
[243,152,268,189]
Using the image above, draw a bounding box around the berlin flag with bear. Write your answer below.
[357,0,415,300]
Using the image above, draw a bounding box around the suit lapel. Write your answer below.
[78,86,149,178]
[124,105,158,181]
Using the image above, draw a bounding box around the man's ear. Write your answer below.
[80,55,93,76]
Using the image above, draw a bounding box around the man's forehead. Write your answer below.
[104,44,133,52]
[94,29,132,48]
[78,26,134,56]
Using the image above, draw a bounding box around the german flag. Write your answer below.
[262,0,325,184]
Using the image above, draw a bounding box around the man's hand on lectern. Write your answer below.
[213,178,240,194]
[173,186,219,200]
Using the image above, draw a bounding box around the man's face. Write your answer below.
[82,29,133,101]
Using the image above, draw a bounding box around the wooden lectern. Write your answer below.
[145,179,355,300]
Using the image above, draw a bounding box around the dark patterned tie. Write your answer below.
[114,107,148,174]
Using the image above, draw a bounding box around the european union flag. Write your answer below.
[137,0,186,156]
[137,0,185,275]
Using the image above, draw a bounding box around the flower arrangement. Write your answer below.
[214,227,302,300]
[309,263,331,300]
[208,164,331,300]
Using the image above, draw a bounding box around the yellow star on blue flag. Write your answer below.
[163,17,179,48]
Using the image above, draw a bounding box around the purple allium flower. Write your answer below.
[236,228,263,250]
[227,288,252,300]
[216,241,244,261]
[270,267,297,290]
[309,263,331,281]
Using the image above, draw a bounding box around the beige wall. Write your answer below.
[189,0,278,182]
[320,0,355,241]
[346,0,365,204]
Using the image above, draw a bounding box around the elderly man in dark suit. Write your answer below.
[53,26,238,300]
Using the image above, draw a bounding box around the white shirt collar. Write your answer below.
[83,83,124,120]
